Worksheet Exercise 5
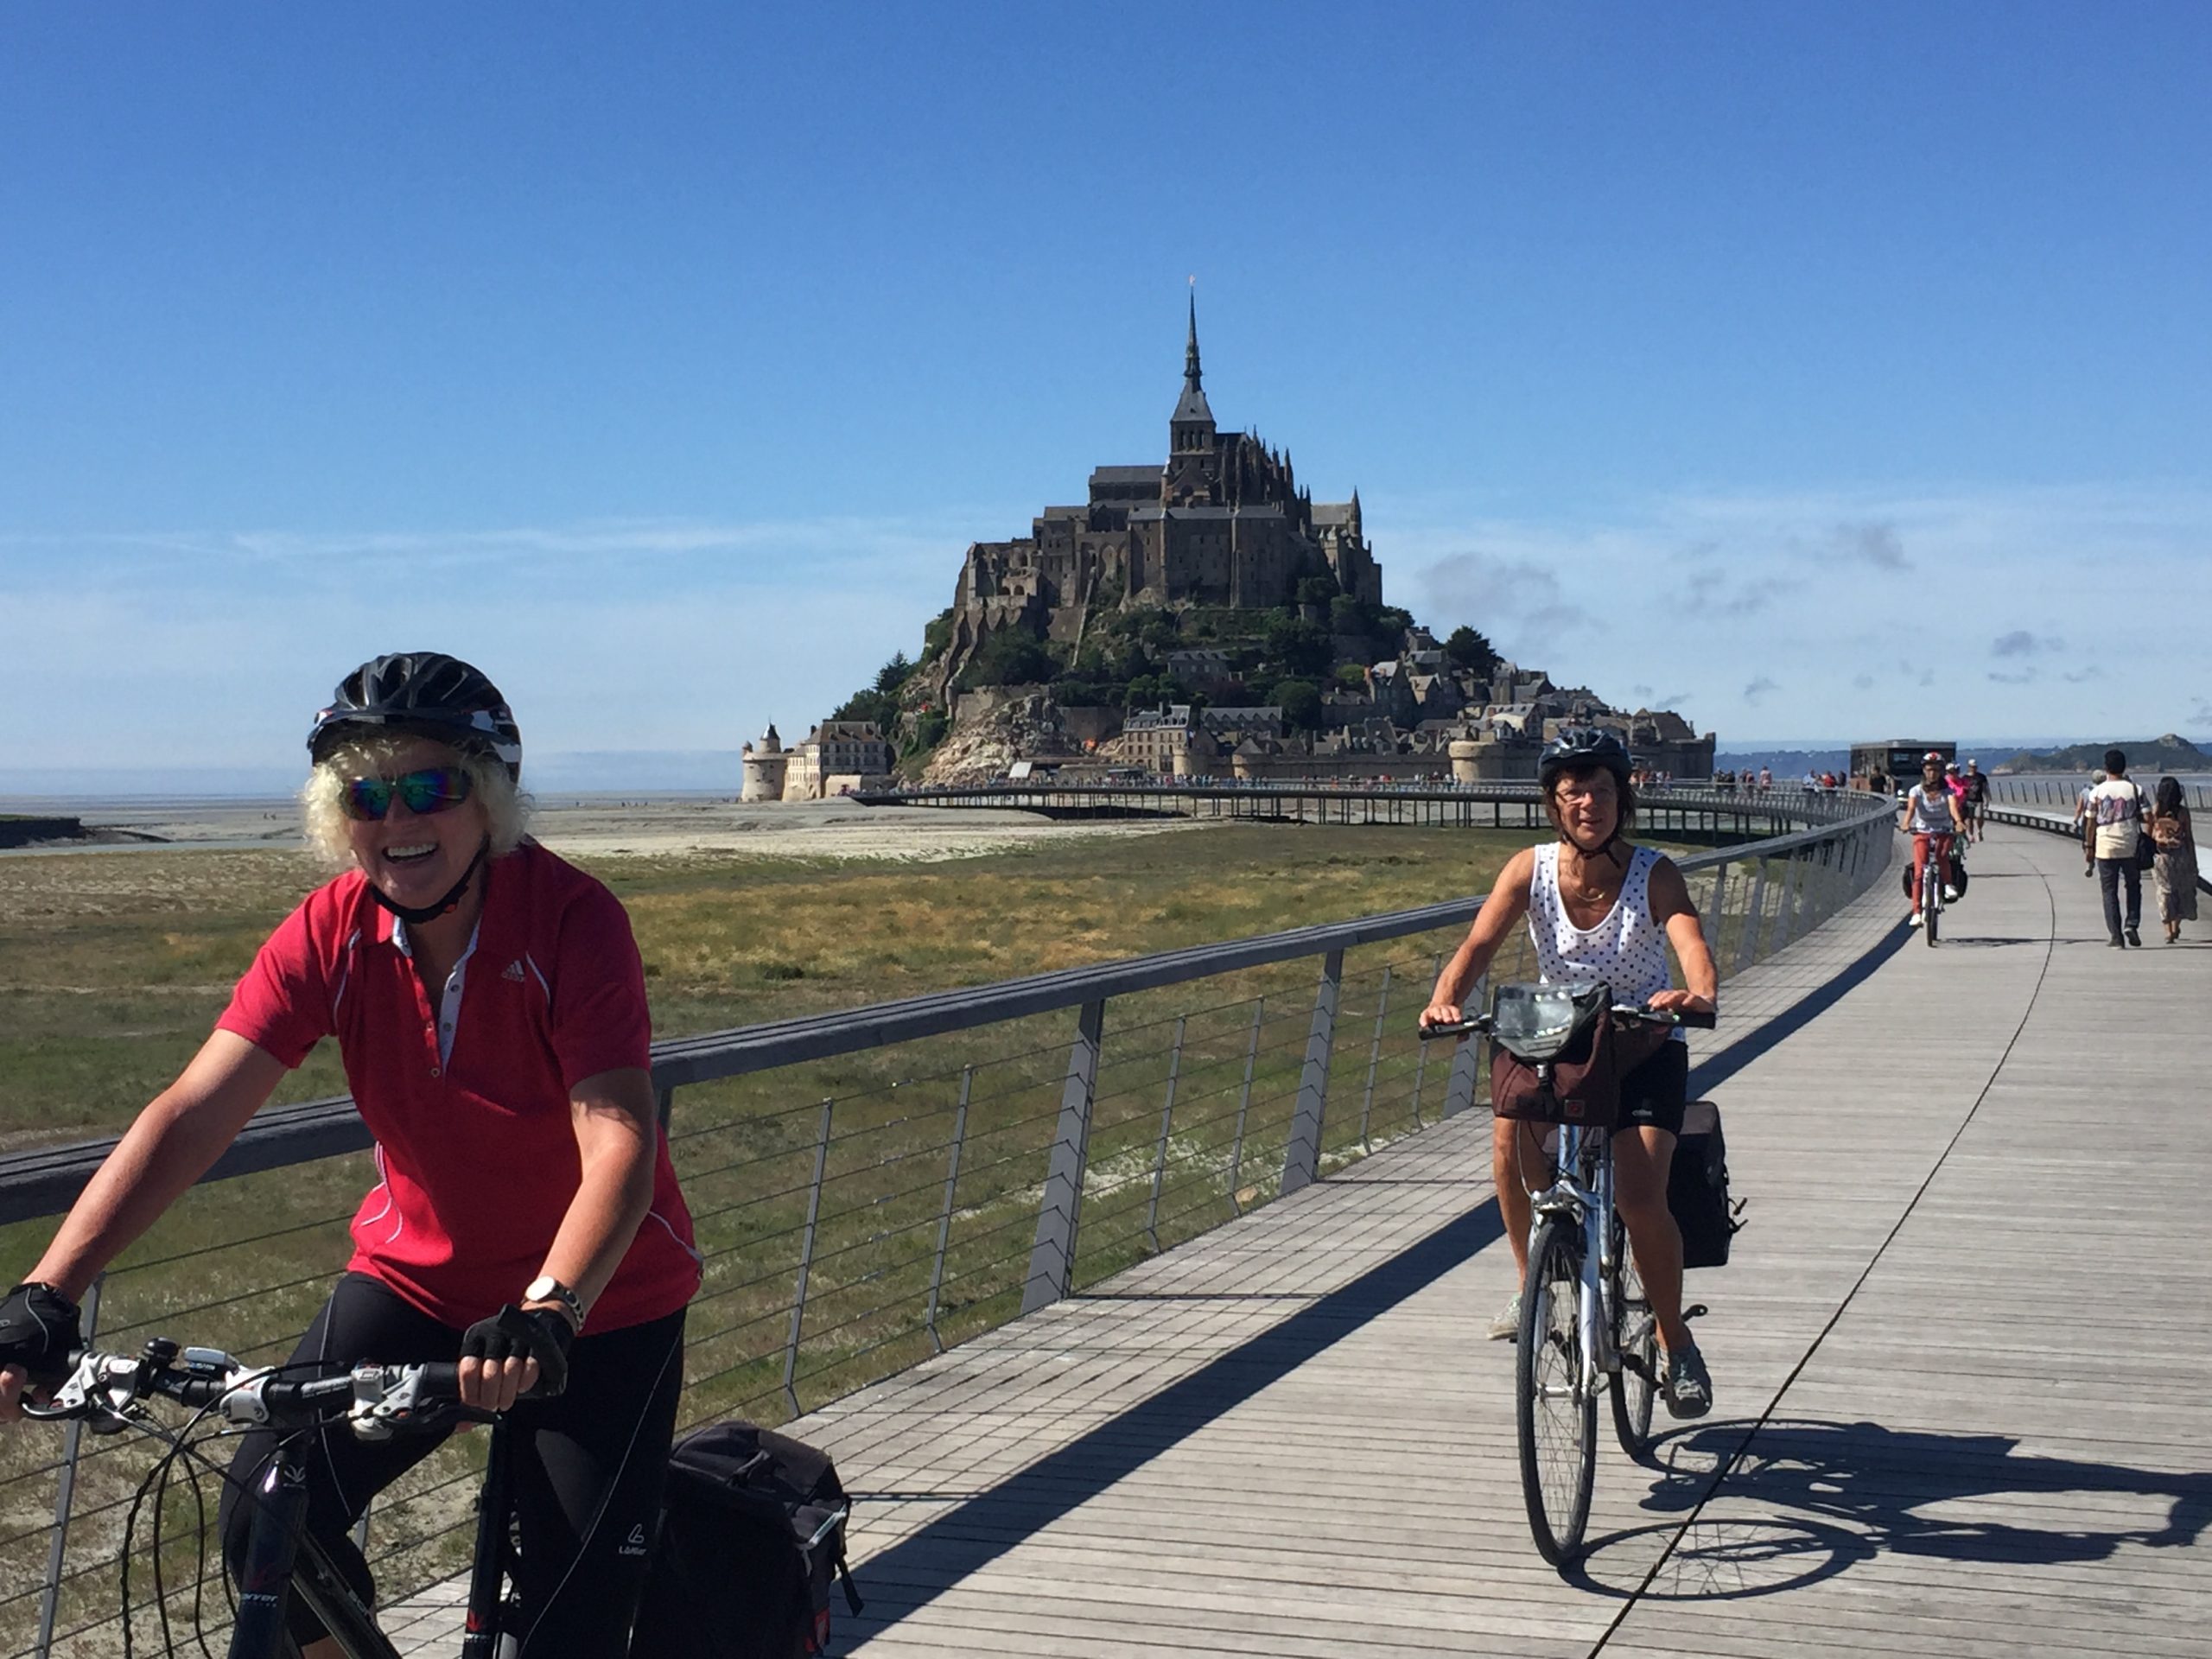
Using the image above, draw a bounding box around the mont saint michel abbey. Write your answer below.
[940,301,1381,682]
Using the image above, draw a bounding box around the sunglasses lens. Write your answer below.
[342,779,396,821]
[393,766,474,816]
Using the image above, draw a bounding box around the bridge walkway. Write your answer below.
[770,823,2211,1657]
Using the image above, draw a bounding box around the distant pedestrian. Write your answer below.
[1758,766,1772,794]
[2072,768,2105,877]
[2147,776,2198,944]
[2088,749,2148,947]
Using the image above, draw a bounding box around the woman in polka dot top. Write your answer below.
[1422,728,1721,1420]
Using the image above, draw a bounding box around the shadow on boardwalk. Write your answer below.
[1568,1416,2212,1601]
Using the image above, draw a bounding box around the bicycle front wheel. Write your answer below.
[1924,899,1939,945]
[1608,1216,1657,1458]
[1516,1215,1597,1563]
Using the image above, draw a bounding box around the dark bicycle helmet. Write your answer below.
[1537,728,1632,790]
[308,652,522,780]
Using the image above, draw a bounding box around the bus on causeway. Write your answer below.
[1851,738,1956,798]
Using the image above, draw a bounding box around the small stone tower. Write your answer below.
[741,724,789,803]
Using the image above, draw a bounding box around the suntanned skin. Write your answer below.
[1420,768,1718,1354]
[0,741,663,1656]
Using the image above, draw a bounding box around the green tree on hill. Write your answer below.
[1261,613,1333,677]
[1444,625,1500,677]
[956,628,1058,689]
[1268,677,1325,732]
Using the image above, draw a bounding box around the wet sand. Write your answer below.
[0,794,1204,863]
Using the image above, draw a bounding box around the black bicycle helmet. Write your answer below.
[308,652,522,780]
[1537,727,1632,791]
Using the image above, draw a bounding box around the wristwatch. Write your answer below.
[523,1275,586,1333]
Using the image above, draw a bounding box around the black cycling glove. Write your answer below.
[0,1281,83,1387]
[459,1303,572,1400]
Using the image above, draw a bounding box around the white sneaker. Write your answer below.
[1943,886,1960,901]
[1909,912,1922,928]
[1488,1293,1522,1342]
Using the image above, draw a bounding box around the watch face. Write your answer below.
[525,1276,558,1301]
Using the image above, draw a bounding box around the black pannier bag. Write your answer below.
[1488,980,1669,1129]
[628,1421,862,1659]
[1669,1100,1746,1268]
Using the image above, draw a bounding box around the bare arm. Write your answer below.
[1421,849,1535,1025]
[1647,856,1719,1014]
[460,1065,661,1412]
[2,1031,286,1420]
[29,1031,288,1300]
[530,1066,660,1318]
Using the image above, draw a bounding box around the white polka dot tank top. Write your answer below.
[1528,843,1683,1042]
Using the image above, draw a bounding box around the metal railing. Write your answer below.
[1987,775,2212,812]
[0,796,1894,1656]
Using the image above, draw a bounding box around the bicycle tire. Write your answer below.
[1607,1216,1656,1458]
[1924,900,1939,946]
[1516,1215,1596,1563]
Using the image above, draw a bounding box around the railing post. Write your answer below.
[1440,1027,1481,1118]
[1144,1016,1185,1250]
[782,1096,835,1415]
[925,1067,972,1353]
[1775,851,1808,946]
[1021,997,1106,1314]
[1707,861,1732,971]
[1735,861,1770,972]
[35,1274,99,1659]
[1358,964,1392,1151]
[1229,998,1264,1213]
[1408,950,1445,1124]
[654,1081,675,1131]
[1281,951,1343,1196]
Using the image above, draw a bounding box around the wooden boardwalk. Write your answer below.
[379,823,2211,1655]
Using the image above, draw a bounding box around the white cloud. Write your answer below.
[1381,480,2212,740]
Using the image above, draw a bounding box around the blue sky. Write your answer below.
[4,2,2208,785]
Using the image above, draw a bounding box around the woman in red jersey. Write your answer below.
[0,653,700,1658]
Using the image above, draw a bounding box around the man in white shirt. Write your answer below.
[2088,748,2149,947]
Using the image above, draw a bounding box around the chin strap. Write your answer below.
[367,838,489,925]
[1558,827,1627,867]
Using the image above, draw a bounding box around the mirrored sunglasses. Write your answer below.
[341,766,475,822]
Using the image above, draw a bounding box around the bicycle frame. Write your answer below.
[227,1414,515,1657]
[1527,1122,1619,1401]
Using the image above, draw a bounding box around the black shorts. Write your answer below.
[1618,1040,1689,1138]
[218,1273,686,1657]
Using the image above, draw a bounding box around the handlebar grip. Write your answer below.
[414,1363,462,1401]
[1672,1009,1718,1030]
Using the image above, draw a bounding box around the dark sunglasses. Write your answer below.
[341,766,475,822]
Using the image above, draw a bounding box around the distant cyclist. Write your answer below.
[1960,758,1991,842]
[1422,728,1720,1419]
[1901,753,1966,927]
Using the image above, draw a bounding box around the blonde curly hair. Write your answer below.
[302,733,531,870]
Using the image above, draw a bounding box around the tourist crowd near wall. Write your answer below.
[742,301,1715,792]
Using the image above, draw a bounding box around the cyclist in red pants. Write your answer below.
[0,653,701,1657]
[1900,752,1966,927]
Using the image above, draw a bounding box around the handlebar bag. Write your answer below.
[1488,980,1664,1128]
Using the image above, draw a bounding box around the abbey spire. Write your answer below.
[1170,288,1215,450]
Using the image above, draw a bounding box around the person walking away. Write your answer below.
[2073,768,2106,877]
[2089,749,2149,947]
[2147,775,2198,944]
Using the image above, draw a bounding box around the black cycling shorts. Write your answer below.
[218,1273,685,1657]
[1618,1040,1690,1139]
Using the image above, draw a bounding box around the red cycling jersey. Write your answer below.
[217,841,701,1332]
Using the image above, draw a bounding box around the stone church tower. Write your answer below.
[939,301,1382,688]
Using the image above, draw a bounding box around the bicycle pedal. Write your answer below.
[1682,1303,1709,1322]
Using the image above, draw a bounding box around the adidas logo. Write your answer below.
[619,1522,649,1558]
[502,960,527,983]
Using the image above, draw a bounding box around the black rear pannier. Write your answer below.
[1668,1100,1745,1269]
[628,1421,861,1659]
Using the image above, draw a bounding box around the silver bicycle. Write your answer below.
[1423,992,1713,1563]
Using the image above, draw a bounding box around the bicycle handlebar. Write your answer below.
[1417,1002,1717,1040]
[22,1345,481,1440]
